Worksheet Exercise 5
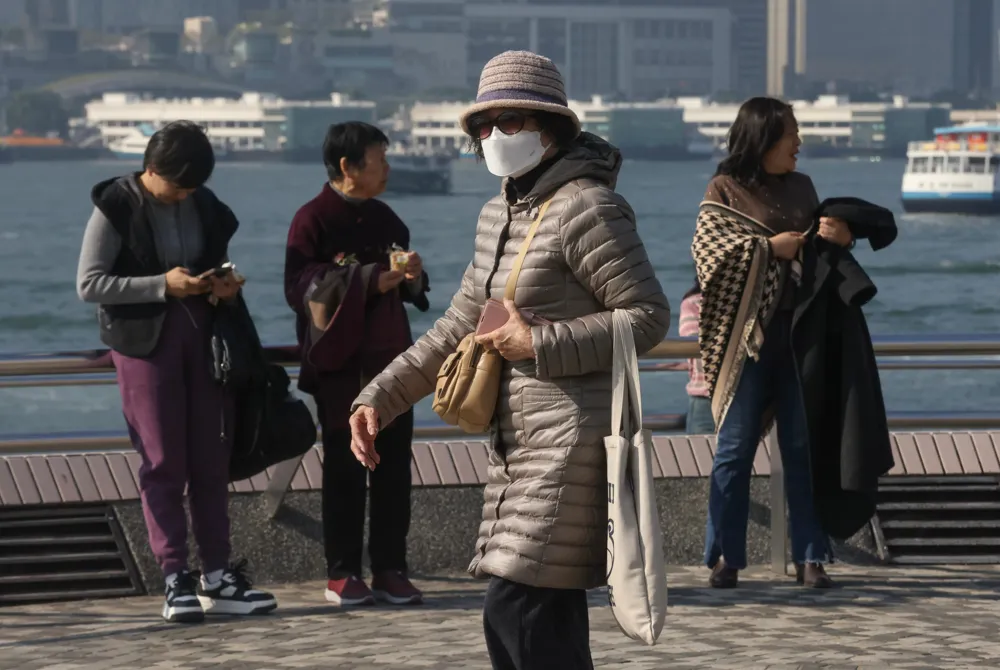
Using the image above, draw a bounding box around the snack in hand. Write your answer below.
[390,249,409,273]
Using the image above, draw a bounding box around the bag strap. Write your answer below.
[610,310,643,437]
[503,199,553,301]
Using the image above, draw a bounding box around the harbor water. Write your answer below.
[0,157,997,436]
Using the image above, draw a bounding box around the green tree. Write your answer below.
[4,91,70,137]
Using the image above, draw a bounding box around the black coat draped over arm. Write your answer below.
[791,197,897,539]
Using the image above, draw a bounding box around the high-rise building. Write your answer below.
[100,0,239,33]
[793,0,1000,98]
[659,0,768,96]
[386,0,467,94]
[465,0,732,100]
[952,0,999,96]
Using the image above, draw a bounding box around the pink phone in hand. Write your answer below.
[476,299,510,336]
[475,298,551,336]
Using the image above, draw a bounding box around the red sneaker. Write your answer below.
[324,575,375,606]
[371,571,423,605]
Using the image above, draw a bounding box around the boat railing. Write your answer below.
[2,334,999,575]
[906,139,1000,154]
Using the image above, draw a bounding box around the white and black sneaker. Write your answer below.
[162,570,205,624]
[196,559,278,616]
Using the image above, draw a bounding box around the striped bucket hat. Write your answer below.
[460,50,581,136]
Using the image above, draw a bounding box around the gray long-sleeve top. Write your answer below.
[77,177,206,305]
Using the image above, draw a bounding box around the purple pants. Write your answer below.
[112,298,234,577]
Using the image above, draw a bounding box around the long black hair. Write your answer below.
[683,273,701,300]
[714,97,794,189]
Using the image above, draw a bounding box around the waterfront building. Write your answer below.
[83,91,376,153]
[409,95,952,158]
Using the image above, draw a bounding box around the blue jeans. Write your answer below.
[686,396,715,434]
[704,312,830,569]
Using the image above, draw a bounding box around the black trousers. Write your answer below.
[482,576,594,670]
[319,407,413,578]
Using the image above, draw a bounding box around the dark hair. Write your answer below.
[142,120,215,189]
[714,97,794,188]
[683,273,701,300]
[466,110,578,159]
[323,121,389,180]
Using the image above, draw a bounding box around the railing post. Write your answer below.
[767,427,788,575]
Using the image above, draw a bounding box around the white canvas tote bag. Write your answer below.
[604,309,668,645]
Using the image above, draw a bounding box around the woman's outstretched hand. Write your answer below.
[474,298,536,361]
[349,405,381,470]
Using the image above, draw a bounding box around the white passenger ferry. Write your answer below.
[107,124,228,160]
[902,124,1000,213]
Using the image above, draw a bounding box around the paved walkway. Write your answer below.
[2,566,999,669]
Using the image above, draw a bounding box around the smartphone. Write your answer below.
[198,262,235,280]
[475,298,552,336]
[476,299,510,336]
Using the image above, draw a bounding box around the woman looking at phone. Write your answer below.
[346,51,669,669]
[76,121,276,623]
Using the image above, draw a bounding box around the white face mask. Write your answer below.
[481,128,546,178]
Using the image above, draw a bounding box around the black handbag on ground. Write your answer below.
[211,296,317,483]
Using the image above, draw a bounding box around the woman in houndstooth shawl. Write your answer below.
[691,97,855,590]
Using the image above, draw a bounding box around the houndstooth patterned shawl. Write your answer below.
[691,202,782,431]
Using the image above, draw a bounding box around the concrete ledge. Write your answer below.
[2,431,999,506]
[112,478,880,594]
[2,432,985,593]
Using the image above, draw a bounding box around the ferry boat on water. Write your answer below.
[107,124,229,160]
[901,124,1000,213]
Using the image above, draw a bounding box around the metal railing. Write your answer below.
[1,334,999,576]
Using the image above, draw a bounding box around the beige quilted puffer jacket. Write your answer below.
[354,132,670,590]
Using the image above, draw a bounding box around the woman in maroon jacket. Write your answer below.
[284,122,429,606]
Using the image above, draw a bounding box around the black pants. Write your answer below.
[482,576,594,670]
[319,407,413,578]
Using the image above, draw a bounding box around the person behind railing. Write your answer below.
[692,98,852,590]
[345,51,670,669]
[75,121,277,623]
[283,121,430,607]
[678,276,715,435]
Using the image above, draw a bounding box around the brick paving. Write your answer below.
[2,565,999,669]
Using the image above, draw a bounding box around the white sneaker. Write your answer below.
[162,570,204,623]
[196,559,278,616]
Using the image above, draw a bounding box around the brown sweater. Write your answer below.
[703,172,819,308]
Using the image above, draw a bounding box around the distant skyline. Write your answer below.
[3,0,1000,100]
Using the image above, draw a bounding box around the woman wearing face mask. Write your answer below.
[693,97,854,591]
[347,51,670,669]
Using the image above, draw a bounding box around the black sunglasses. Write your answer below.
[467,111,533,140]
